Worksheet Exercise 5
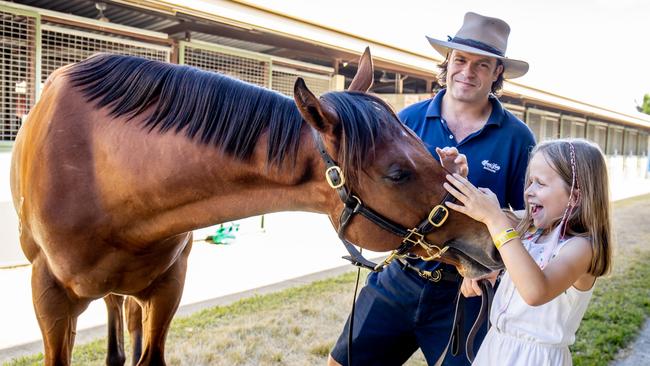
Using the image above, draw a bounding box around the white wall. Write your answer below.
[0,151,24,267]
[0,151,12,202]
[609,155,650,201]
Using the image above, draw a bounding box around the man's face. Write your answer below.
[446,50,503,104]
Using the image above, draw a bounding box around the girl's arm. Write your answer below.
[461,209,519,298]
[444,173,594,306]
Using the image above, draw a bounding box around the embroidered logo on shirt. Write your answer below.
[482,160,501,173]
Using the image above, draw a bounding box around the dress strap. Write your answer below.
[527,225,561,269]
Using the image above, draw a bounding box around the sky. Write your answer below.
[242,0,650,116]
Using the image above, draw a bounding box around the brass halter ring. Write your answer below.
[417,241,449,261]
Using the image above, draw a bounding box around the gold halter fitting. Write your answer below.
[376,227,450,270]
[403,228,449,261]
[427,204,449,227]
[325,166,345,189]
[417,242,449,261]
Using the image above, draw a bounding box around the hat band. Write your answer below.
[448,36,504,57]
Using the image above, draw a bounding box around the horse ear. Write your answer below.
[294,77,339,135]
[348,47,374,92]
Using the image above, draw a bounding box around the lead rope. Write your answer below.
[434,283,464,366]
[465,280,494,362]
[348,248,363,366]
[434,279,493,365]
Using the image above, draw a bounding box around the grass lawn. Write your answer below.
[570,194,650,365]
[5,195,650,366]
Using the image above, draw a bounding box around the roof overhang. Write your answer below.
[111,0,442,78]
[503,81,650,129]
[113,0,650,128]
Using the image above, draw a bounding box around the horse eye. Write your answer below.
[385,170,411,184]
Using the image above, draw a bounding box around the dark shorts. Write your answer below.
[330,262,489,366]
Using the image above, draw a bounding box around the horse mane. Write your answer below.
[67,54,408,182]
[67,54,303,167]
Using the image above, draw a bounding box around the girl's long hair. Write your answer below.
[516,139,612,276]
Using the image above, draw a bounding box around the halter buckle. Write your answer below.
[427,204,449,227]
[325,166,345,189]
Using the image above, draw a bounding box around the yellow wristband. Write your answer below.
[493,228,519,249]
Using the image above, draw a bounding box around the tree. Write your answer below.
[638,93,650,114]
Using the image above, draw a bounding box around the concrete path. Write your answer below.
[610,318,650,366]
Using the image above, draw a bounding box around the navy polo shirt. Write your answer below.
[399,89,536,211]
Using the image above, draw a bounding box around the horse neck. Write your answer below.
[106,124,332,243]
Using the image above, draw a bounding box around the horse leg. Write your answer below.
[31,257,90,366]
[135,242,191,365]
[104,294,127,366]
[125,296,143,366]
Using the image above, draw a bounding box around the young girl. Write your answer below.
[443,139,612,365]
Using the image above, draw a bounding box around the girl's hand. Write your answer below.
[436,147,468,177]
[443,173,503,225]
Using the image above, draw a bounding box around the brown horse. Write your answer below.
[10,48,501,365]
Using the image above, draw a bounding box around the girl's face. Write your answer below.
[524,152,571,230]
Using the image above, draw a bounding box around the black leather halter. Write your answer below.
[315,132,454,271]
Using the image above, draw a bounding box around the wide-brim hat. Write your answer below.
[426,12,529,79]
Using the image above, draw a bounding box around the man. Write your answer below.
[329,12,536,366]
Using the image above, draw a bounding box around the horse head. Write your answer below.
[294,48,502,278]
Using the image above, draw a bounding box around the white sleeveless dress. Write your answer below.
[472,227,594,366]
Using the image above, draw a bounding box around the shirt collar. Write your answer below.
[426,88,507,127]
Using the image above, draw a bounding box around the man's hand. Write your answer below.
[436,147,468,177]
[460,270,499,297]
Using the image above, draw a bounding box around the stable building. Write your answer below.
[0,0,649,266]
